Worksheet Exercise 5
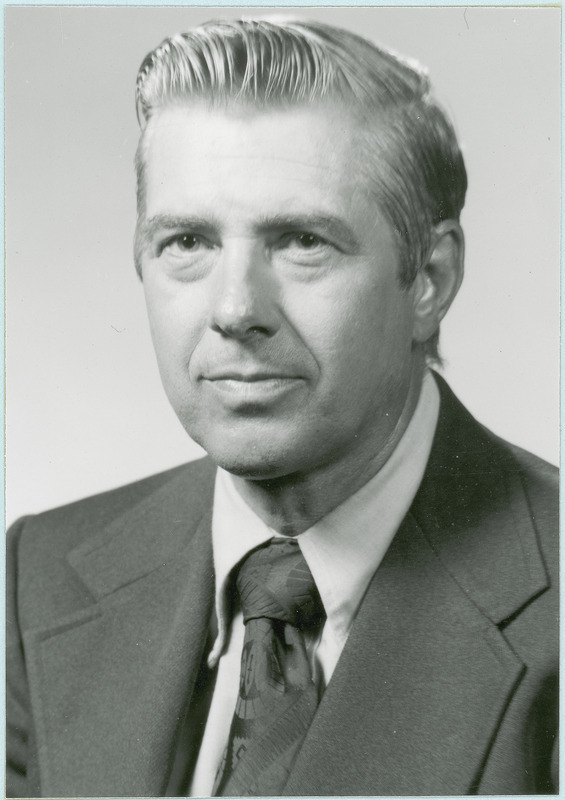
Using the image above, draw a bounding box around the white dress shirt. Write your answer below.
[189,371,440,796]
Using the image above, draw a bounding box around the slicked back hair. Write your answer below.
[134,18,467,360]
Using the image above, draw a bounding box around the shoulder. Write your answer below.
[495,436,558,558]
[431,372,558,572]
[433,370,557,492]
[502,437,558,495]
[8,457,216,565]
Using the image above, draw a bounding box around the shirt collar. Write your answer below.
[208,371,440,667]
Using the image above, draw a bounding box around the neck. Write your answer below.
[231,365,426,536]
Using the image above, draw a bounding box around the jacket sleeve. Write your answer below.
[6,517,41,798]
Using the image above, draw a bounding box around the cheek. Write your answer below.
[144,295,175,362]
[304,278,412,368]
[144,279,205,355]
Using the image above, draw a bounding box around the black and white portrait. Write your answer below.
[6,7,559,797]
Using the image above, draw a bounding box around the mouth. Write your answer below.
[206,372,298,382]
[202,372,304,402]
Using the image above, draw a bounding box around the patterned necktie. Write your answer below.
[213,538,326,797]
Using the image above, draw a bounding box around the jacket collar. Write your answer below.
[412,372,548,624]
[68,457,217,600]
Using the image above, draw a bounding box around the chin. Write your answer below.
[181,411,329,481]
[194,430,303,481]
[209,450,294,481]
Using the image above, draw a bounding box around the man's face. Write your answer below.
[139,102,422,481]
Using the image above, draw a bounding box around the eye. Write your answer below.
[286,232,326,250]
[273,230,336,268]
[161,233,208,257]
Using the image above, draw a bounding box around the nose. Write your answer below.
[210,240,281,340]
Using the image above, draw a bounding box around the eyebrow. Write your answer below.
[255,214,361,253]
[140,214,217,244]
[140,212,361,253]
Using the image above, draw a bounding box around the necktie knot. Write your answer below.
[236,538,325,631]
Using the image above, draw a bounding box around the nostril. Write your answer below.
[214,323,273,340]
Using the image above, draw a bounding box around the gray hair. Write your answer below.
[134,18,467,360]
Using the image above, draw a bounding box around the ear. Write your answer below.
[411,220,465,345]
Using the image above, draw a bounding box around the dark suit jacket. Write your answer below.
[7,378,558,797]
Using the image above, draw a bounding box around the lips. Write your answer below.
[202,368,304,404]
[202,362,303,381]
[205,372,298,382]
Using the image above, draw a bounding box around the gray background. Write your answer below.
[6,6,560,525]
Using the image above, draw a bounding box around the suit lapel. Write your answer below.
[25,462,217,798]
[285,378,549,795]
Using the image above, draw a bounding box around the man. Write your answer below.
[7,18,557,797]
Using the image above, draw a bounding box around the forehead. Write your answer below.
[140,101,375,216]
[144,100,361,159]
